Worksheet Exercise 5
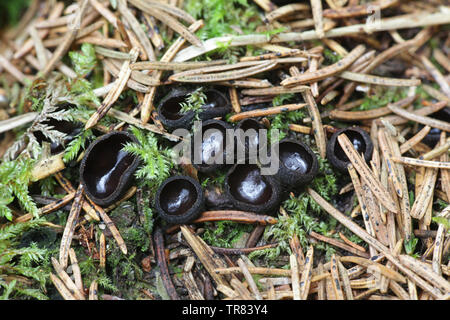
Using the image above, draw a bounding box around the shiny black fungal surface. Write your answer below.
[271,0,297,7]
[34,118,83,154]
[225,164,281,214]
[80,131,140,206]
[235,118,267,159]
[420,107,450,147]
[198,88,231,120]
[192,119,232,173]
[275,139,318,188]
[157,87,230,131]
[155,175,204,224]
[327,127,373,172]
[157,87,196,131]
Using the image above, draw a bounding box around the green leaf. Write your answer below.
[185,0,260,40]
[404,236,419,255]
[122,127,174,191]
[69,43,97,77]
[179,87,207,120]
[432,216,450,230]
[63,129,94,163]
[0,280,16,300]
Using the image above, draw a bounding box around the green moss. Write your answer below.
[272,93,296,107]
[69,43,97,77]
[269,109,307,142]
[404,236,419,258]
[0,157,38,221]
[0,0,30,27]
[432,216,450,232]
[201,221,253,248]
[180,87,207,120]
[122,126,174,192]
[249,157,341,263]
[0,219,53,299]
[323,48,342,64]
[184,0,260,40]
[357,87,408,111]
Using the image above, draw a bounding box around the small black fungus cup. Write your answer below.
[225,164,282,215]
[154,175,204,224]
[420,107,450,147]
[157,87,231,131]
[33,104,84,154]
[235,118,268,161]
[327,127,373,172]
[198,88,231,121]
[192,119,232,173]
[157,87,196,131]
[274,139,318,188]
[80,131,140,207]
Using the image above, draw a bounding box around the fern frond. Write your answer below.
[63,129,94,163]
[122,127,174,190]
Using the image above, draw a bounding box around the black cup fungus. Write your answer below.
[157,87,196,131]
[155,175,204,224]
[157,87,231,131]
[80,131,140,206]
[33,115,83,154]
[235,118,268,160]
[198,88,231,120]
[271,0,297,7]
[225,164,282,214]
[192,119,232,173]
[420,107,450,147]
[275,139,318,188]
[327,127,373,172]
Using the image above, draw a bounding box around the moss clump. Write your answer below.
[184,0,260,40]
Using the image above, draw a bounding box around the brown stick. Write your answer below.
[15,192,75,223]
[59,184,84,269]
[229,103,307,122]
[309,231,370,258]
[338,133,398,213]
[307,187,445,299]
[322,0,397,18]
[281,45,365,86]
[303,88,327,158]
[211,244,277,255]
[154,227,179,300]
[84,195,127,255]
[42,0,89,76]
[329,96,415,120]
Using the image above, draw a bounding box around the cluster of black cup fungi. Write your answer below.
[43,86,449,226]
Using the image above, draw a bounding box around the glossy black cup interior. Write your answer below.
[192,119,231,173]
[280,141,313,173]
[225,164,281,214]
[334,130,367,162]
[158,87,230,131]
[327,127,373,172]
[420,107,450,147]
[228,164,273,205]
[235,118,267,159]
[160,95,187,121]
[34,118,83,154]
[155,175,204,224]
[160,179,198,215]
[80,131,139,206]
